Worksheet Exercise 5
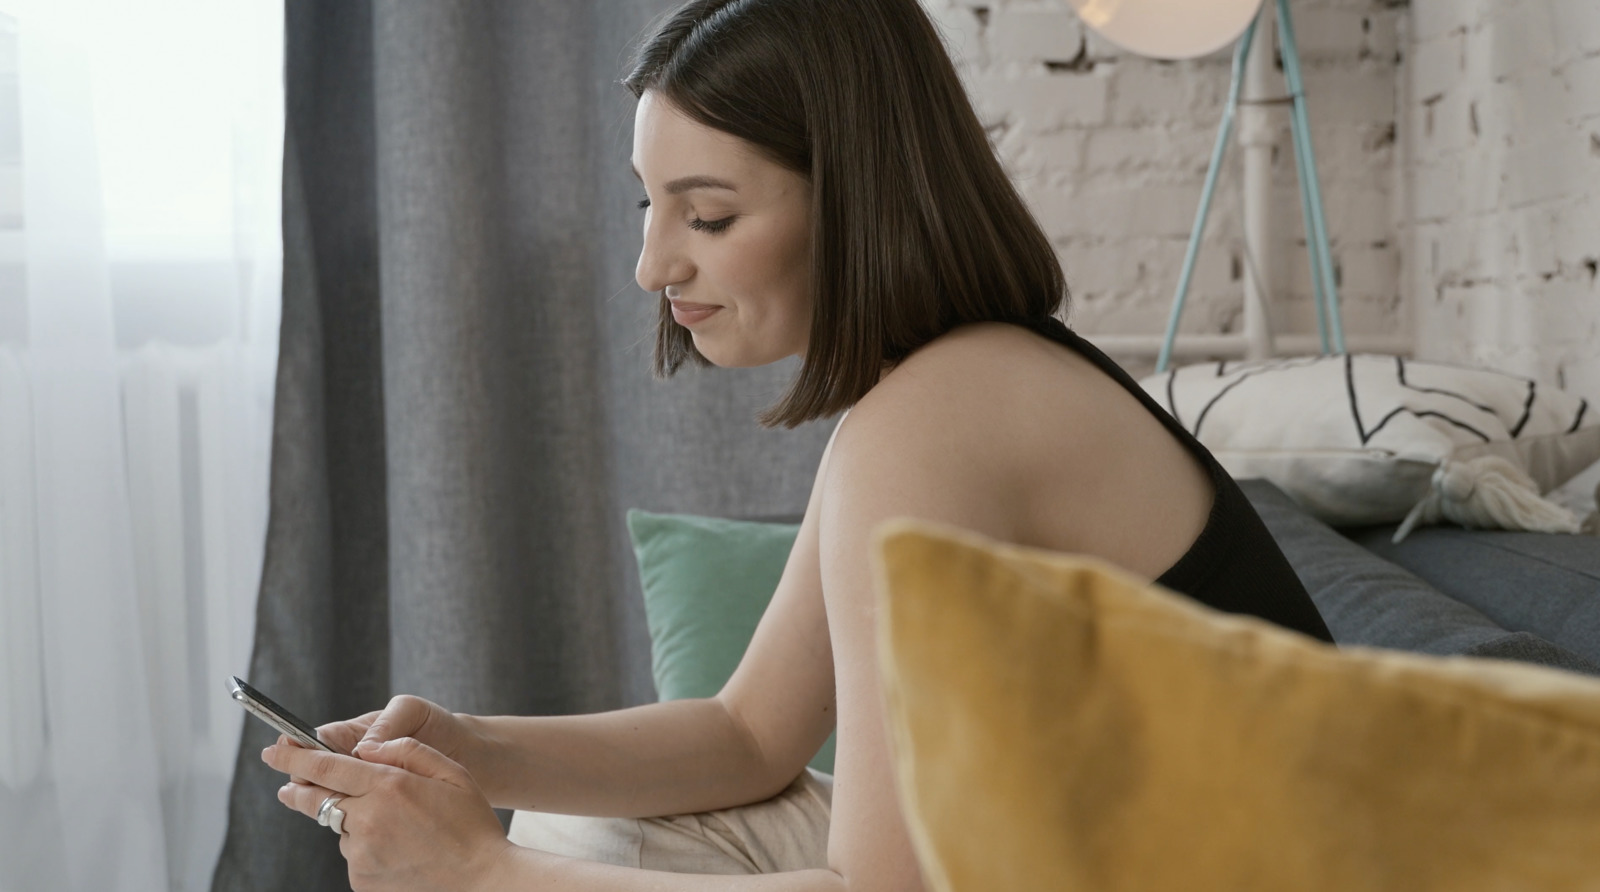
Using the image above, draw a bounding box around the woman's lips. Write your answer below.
[669,301,721,326]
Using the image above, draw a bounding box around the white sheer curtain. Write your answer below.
[0,1,282,890]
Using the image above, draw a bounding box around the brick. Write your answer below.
[1290,7,1369,60]
[1459,151,1510,215]
[925,3,988,69]
[1280,246,1387,304]
[1508,206,1561,278]
[1491,72,1568,145]
[1073,291,1177,339]
[1413,283,1475,361]
[1486,1,1557,83]
[1109,62,1226,126]
[1467,88,1513,149]
[1438,214,1515,280]
[1303,68,1394,127]
[1083,29,1127,64]
[966,70,1111,131]
[1007,128,1087,184]
[1182,240,1240,297]
[1034,184,1207,239]
[1504,136,1592,207]
[1518,280,1600,352]
[1558,352,1600,406]
[1057,241,1129,295]
[1411,159,1461,221]
[1286,292,1402,338]
[1551,0,1600,61]
[1414,88,1478,161]
[1410,0,1490,43]
[1565,54,1600,121]
[1409,33,1464,102]
[985,9,1083,65]
[1083,126,1213,177]
[1323,188,1392,241]
[1297,124,1398,190]
[1095,183,1220,239]
[1339,244,1401,298]
[1551,202,1600,266]
[1362,7,1403,63]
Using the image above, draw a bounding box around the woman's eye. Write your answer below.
[688,216,734,234]
[637,196,651,210]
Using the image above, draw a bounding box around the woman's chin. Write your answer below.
[691,337,791,369]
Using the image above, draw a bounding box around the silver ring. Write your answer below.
[316,795,347,835]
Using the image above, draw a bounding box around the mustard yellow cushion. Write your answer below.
[871,519,1600,892]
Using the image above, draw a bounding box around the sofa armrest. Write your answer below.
[1239,478,1600,676]
[1349,524,1600,669]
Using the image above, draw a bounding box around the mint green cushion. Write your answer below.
[626,509,836,774]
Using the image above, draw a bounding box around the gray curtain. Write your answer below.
[212,3,834,889]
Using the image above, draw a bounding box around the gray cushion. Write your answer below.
[1348,524,1600,669]
[1239,479,1600,676]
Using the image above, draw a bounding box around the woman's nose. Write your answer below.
[635,223,692,294]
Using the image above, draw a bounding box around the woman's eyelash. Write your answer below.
[636,195,732,234]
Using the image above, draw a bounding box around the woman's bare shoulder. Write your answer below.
[818,323,1099,539]
[844,322,1100,448]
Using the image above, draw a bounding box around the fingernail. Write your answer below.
[261,746,271,761]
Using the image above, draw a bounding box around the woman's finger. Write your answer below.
[277,779,346,823]
[357,737,471,789]
[274,734,312,785]
[262,742,387,798]
[316,710,381,755]
[355,695,434,753]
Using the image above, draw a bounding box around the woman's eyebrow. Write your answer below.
[630,164,739,195]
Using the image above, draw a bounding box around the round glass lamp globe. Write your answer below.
[1067,0,1266,60]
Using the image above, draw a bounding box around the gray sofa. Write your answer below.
[1241,478,1600,676]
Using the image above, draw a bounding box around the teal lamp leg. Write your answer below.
[1277,0,1345,353]
[1157,18,1257,373]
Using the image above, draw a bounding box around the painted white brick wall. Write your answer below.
[1402,0,1600,400]
[922,0,1405,372]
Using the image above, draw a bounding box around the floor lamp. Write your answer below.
[1068,0,1346,372]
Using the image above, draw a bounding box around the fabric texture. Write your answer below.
[1138,354,1600,533]
[1240,479,1600,675]
[872,518,1600,892]
[626,509,836,772]
[212,3,835,889]
[506,769,832,876]
[1011,317,1333,642]
[1351,523,1600,668]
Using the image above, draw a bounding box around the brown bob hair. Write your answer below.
[624,0,1068,428]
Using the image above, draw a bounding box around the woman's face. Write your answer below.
[632,91,813,367]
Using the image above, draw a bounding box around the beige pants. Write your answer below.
[507,769,833,875]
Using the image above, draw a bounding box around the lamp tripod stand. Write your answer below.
[1154,0,1345,373]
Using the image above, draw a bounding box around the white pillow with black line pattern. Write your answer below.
[1137,354,1600,540]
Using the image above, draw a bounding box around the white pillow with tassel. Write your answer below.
[1138,355,1600,541]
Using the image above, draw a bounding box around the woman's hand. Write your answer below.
[264,736,520,891]
[320,694,478,762]
[284,695,485,789]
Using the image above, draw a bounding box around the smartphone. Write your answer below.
[228,675,345,754]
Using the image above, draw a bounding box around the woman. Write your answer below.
[262,1,1333,889]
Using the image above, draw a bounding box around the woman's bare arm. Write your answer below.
[460,698,776,817]
[466,430,841,820]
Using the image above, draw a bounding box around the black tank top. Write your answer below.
[1009,316,1334,643]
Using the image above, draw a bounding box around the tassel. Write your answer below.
[1391,455,1582,544]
